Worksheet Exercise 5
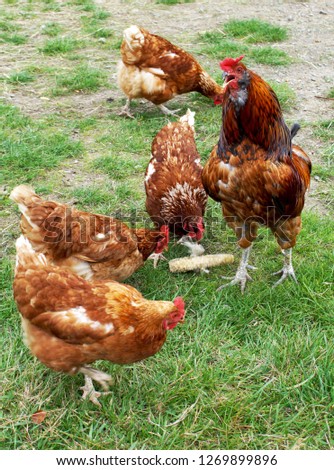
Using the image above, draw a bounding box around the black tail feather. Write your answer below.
[290,123,301,140]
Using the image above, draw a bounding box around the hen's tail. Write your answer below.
[10,185,41,214]
[180,109,195,130]
[15,235,47,270]
[10,184,39,204]
[123,25,145,51]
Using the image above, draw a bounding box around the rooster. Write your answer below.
[10,185,169,282]
[145,109,208,265]
[202,56,311,292]
[117,25,224,117]
[13,236,185,405]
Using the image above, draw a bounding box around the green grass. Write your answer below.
[0,32,26,44]
[156,0,194,4]
[69,0,96,12]
[39,36,82,54]
[52,64,108,95]
[0,20,26,44]
[41,21,62,36]
[6,69,35,84]
[93,154,148,180]
[0,102,83,186]
[313,120,334,167]
[0,0,333,452]
[82,21,113,38]
[313,120,334,143]
[269,82,296,111]
[224,19,288,43]
[0,19,16,31]
[198,30,291,66]
[199,32,250,60]
[92,8,110,20]
[328,88,334,99]
[41,1,62,12]
[2,98,334,450]
[312,164,334,181]
[2,209,334,449]
[250,46,291,66]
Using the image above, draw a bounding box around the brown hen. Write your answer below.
[10,185,168,282]
[13,236,185,405]
[117,25,224,117]
[145,110,208,263]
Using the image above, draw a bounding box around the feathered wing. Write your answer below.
[203,143,311,215]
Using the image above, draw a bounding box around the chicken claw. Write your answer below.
[272,248,297,287]
[79,366,113,406]
[217,246,253,294]
[148,252,167,268]
[157,104,180,116]
[218,268,253,294]
[118,109,135,119]
[118,98,135,118]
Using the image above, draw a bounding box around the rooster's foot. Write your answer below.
[118,99,134,118]
[218,268,253,294]
[148,252,167,268]
[272,248,297,287]
[246,264,257,270]
[217,246,253,293]
[272,265,297,287]
[80,376,111,407]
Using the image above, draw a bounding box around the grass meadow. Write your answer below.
[1,0,333,450]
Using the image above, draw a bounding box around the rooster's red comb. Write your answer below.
[220,55,245,70]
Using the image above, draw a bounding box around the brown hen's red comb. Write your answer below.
[220,55,245,70]
[173,297,185,315]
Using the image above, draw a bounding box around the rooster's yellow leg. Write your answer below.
[272,248,297,287]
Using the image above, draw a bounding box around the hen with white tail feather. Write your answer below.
[10,185,168,282]
[117,25,224,117]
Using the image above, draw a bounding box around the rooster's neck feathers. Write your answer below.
[218,70,292,162]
